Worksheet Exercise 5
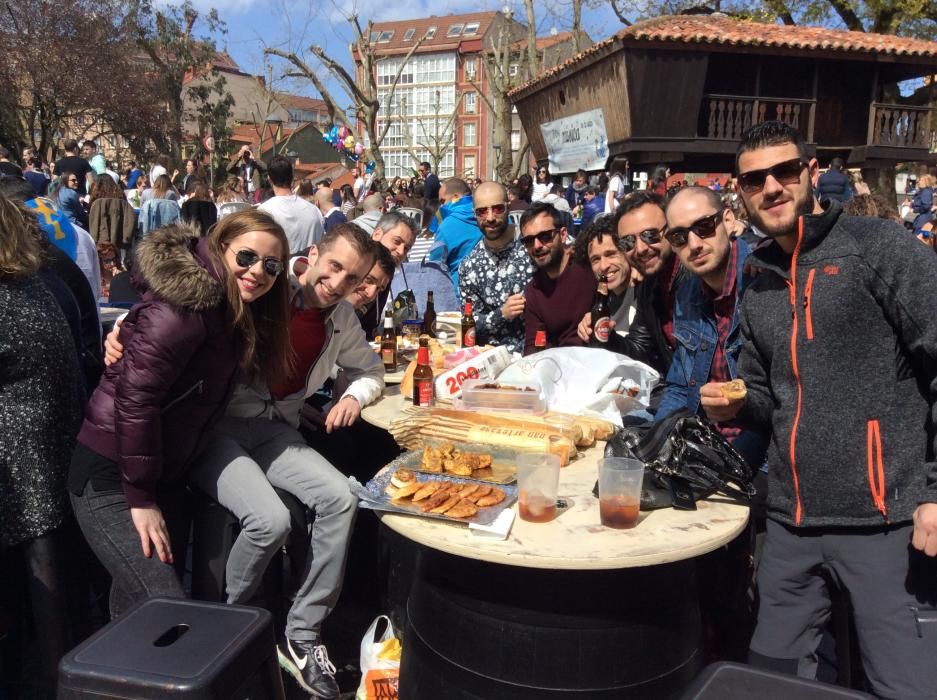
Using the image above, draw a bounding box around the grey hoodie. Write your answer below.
[738,200,937,528]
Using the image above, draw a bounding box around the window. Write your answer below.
[447,24,463,37]
[463,22,479,35]
[509,63,519,77]
[425,26,436,39]
[463,154,476,177]
[378,30,394,43]
[511,129,521,151]
[464,92,476,114]
[464,58,476,79]
[403,28,415,41]
[369,31,379,42]
[463,122,476,147]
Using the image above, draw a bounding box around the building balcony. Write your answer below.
[699,94,815,142]
[868,103,935,151]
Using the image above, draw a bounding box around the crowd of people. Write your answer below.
[3,119,937,699]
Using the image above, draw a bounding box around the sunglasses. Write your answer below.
[620,226,666,252]
[665,211,724,248]
[233,249,284,276]
[474,203,506,217]
[737,158,807,194]
[521,228,560,248]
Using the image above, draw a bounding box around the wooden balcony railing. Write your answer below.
[868,103,934,150]
[701,95,815,141]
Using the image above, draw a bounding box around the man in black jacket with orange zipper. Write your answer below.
[702,121,937,699]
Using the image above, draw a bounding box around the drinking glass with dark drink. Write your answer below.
[597,457,644,529]
[516,452,561,523]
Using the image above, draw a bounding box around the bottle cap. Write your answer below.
[417,346,430,364]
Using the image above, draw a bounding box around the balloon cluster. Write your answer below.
[322,124,374,173]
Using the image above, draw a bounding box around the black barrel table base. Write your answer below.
[401,546,701,699]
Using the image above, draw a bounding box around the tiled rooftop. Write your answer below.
[510,14,937,97]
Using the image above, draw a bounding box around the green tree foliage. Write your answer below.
[123,0,231,161]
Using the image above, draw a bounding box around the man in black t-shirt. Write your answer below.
[54,139,93,196]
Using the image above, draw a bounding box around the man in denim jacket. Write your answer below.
[654,186,766,464]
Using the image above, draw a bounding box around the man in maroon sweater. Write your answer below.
[521,201,596,354]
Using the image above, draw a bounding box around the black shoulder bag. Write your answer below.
[602,409,756,511]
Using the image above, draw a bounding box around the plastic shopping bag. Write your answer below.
[356,615,401,700]
[497,346,660,426]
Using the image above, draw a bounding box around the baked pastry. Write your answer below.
[721,379,747,400]
[391,468,416,488]
[476,488,505,507]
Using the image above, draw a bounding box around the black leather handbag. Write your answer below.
[603,409,756,511]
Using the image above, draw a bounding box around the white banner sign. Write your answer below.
[539,108,609,174]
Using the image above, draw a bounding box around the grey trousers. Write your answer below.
[750,518,937,700]
[189,416,357,641]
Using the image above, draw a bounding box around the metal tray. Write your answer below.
[352,459,518,526]
[405,440,517,484]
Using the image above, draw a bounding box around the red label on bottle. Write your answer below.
[414,380,434,406]
[534,329,547,347]
[593,317,612,343]
[463,328,476,347]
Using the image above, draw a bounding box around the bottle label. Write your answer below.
[414,380,434,406]
[382,349,396,366]
[534,329,547,347]
[593,317,612,343]
[463,327,476,347]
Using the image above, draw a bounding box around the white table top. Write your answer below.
[361,391,750,570]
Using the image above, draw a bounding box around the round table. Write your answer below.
[361,392,750,698]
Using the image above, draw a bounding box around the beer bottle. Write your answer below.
[461,299,476,348]
[590,276,612,347]
[534,323,548,351]
[423,290,437,339]
[412,338,435,406]
[381,311,397,371]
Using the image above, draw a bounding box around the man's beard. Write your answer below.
[748,183,816,239]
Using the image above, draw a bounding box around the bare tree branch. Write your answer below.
[263,47,353,129]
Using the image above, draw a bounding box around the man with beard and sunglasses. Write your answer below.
[520,201,595,354]
[654,186,763,460]
[457,182,534,353]
[588,191,686,380]
[700,121,937,698]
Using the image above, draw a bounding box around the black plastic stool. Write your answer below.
[58,597,285,699]
[681,662,875,699]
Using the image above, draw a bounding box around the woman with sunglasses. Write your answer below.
[55,170,88,227]
[68,210,292,619]
[532,166,552,202]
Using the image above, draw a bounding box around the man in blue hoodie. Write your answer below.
[432,177,482,291]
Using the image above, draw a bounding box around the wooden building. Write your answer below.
[509,14,937,173]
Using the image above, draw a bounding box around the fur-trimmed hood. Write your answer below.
[133,224,224,311]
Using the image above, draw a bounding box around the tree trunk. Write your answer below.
[862,165,898,208]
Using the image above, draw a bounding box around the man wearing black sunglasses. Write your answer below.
[457,182,533,353]
[604,191,685,379]
[655,185,763,467]
[520,201,595,354]
[699,120,937,698]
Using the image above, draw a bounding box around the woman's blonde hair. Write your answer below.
[918,174,936,189]
[205,209,293,385]
[0,196,44,278]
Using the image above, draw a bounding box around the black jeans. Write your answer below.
[70,482,187,619]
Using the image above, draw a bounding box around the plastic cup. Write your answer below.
[598,457,644,529]
[516,452,561,523]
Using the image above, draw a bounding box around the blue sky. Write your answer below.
[198,0,626,100]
